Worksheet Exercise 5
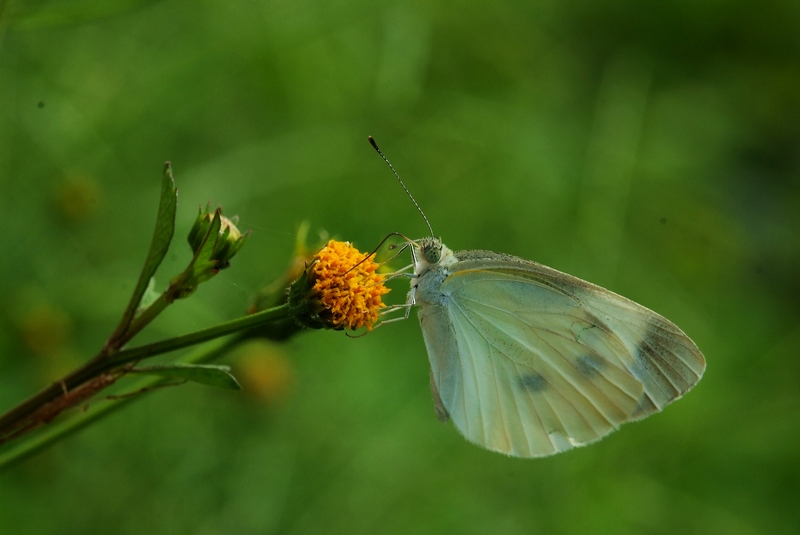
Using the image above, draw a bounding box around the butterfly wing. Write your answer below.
[417,251,705,457]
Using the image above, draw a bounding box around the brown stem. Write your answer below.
[0,288,176,439]
[0,302,289,444]
[0,372,125,446]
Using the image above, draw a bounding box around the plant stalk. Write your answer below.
[0,304,289,440]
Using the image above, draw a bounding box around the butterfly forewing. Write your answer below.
[416,248,705,458]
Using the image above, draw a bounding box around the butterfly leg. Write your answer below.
[382,264,414,282]
[372,283,418,328]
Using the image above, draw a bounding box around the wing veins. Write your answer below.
[638,334,693,394]
[451,303,562,453]
[459,295,597,350]
[603,313,695,398]
[454,297,636,425]
[451,300,615,443]
[486,337,515,453]
[452,308,489,446]
[458,294,633,371]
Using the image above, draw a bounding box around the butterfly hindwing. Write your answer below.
[417,250,705,458]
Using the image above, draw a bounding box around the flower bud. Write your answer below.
[187,205,248,269]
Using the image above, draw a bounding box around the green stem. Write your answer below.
[107,303,289,367]
[103,275,186,355]
[0,304,289,439]
[118,291,172,348]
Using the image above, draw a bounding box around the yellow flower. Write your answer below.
[312,240,390,330]
[288,240,390,331]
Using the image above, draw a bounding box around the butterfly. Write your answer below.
[407,237,705,457]
[369,136,706,458]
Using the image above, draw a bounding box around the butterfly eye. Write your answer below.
[424,245,442,264]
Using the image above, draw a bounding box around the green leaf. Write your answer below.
[129,363,241,390]
[195,209,222,265]
[137,277,160,312]
[113,163,178,338]
[183,209,222,284]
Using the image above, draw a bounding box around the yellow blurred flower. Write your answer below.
[234,341,293,405]
[55,173,101,223]
[16,303,72,357]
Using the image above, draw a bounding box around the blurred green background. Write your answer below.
[1,0,799,533]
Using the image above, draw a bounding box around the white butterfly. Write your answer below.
[368,136,705,458]
[407,237,705,457]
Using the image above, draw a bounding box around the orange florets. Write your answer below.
[309,240,390,330]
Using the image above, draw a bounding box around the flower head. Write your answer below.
[288,240,390,331]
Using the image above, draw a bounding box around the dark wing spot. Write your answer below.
[576,354,605,378]
[519,374,548,392]
[632,318,703,410]
[634,331,686,398]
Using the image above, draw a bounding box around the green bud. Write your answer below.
[187,205,248,269]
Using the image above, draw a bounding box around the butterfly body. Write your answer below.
[409,237,705,458]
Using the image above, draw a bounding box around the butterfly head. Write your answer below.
[418,237,443,264]
[412,237,456,277]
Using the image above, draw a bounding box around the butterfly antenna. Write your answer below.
[368,136,435,238]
